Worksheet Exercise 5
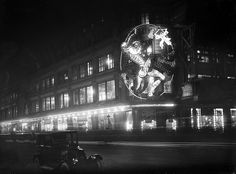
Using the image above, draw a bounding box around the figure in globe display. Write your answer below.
[120,24,176,99]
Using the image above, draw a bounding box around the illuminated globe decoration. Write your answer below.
[120,24,176,99]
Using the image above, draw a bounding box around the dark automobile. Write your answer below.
[32,131,103,172]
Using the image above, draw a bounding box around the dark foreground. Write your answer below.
[0,140,235,174]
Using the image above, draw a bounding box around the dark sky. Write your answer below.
[0,0,235,83]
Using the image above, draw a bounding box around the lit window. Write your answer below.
[32,100,39,113]
[46,97,50,110]
[87,62,93,76]
[60,93,69,108]
[64,93,69,107]
[231,109,236,127]
[42,98,46,111]
[80,65,86,78]
[107,54,114,69]
[51,76,55,86]
[42,96,55,111]
[141,120,156,130]
[99,57,106,72]
[98,82,106,101]
[72,89,79,105]
[98,80,116,101]
[58,117,68,131]
[80,88,86,104]
[87,86,93,103]
[51,96,55,109]
[107,80,115,100]
[64,72,69,80]
[197,50,200,54]
[213,108,224,129]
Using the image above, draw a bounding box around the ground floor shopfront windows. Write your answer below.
[189,108,236,130]
[0,105,134,134]
[1,106,236,134]
[231,109,236,127]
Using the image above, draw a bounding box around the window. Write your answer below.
[107,54,114,69]
[98,80,116,101]
[231,109,236,127]
[87,62,93,76]
[64,72,69,80]
[60,93,69,108]
[87,86,93,103]
[42,96,55,111]
[107,80,115,100]
[51,96,55,109]
[80,88,86,104]
[99,57,106,72]
[99,54,114,72]
[58,70,69,84]
[46,97,50,110]
[98,82,106,101]
[72,89,79,105]
[80,64,86,78]
[71,65,79,81]
[13,106,18,117]
[32,100,39,113]
[51,76,55,86]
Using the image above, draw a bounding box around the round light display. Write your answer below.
[120,24,176,99]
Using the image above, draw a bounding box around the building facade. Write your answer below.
[0,34,236,135]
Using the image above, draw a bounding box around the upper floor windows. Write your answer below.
[71,65,79,81]
[58,71,69,84]
[87,61,93,76]
[42,96,55,111]
[80,64,86,78]
[39,75,55,91]
[98,80,115,101]
[99,54,114,72]
[31,100,39,113]
[72,86,94,105]
[59,92,69,108]
[80,61,94,78]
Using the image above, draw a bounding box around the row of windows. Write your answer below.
[31,80,116,114]
[33,54,114,92]
[0,93,18,106]
[0,106,18,120]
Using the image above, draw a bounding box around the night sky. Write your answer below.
[0,0,235,83]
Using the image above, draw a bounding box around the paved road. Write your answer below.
[0,141,235,173]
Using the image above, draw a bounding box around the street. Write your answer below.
[0,141,235,173]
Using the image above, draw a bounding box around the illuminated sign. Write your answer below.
[120,24,175,99]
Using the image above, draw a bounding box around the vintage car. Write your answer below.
[32,131,103,172]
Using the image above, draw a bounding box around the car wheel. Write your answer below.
[96,159,103,170]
